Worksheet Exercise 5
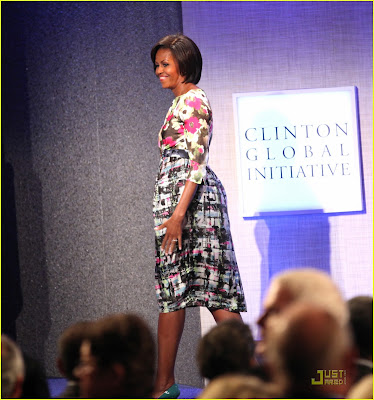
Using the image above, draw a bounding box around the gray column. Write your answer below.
[2,1,203,387]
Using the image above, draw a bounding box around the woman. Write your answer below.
[151,34,247,399]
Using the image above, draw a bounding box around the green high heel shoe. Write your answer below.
[159,383,180,399]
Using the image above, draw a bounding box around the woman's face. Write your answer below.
[154,48,185,94]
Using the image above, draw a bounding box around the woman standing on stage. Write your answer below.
[151,34,247,399]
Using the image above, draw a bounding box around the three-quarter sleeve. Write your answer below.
[177,93,212,184]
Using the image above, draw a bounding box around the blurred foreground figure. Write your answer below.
[257,268,348,359]
[57,320,92,398]
[1,334,25,398]
[346,373,373,399]
[20,352,50,398]
[265,302,355,398]
[197,319,255,380]
[74,313,155,398]
[347,295,373,381]
[198,374,281,399]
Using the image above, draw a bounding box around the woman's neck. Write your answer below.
[172,83,198,97]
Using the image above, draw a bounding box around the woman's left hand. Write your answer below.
[154,215,185,255]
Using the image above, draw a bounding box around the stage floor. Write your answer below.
[48,378,202,399]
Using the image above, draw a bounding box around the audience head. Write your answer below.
[1,335,25,398]
[75,313,155,398]
[57,320,92,381]
[21,352,51,399]
[346,373,373,399]
[347,295,373,361]
[198,374,281,399]
[265,302,354,397]
[197,319,255,380]
[257,268,348,356]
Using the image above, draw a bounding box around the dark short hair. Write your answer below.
[151,34,202,84]
[197,319,255,380]
[90,314,155,398]
[58,320,92,380]
[347,296,373,359]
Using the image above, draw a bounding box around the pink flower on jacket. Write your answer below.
[186,97,202,110]
[191,160,200,170]
[185,116,201,134]
[163,136,177,147]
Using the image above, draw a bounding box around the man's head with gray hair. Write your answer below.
[265,302,355,397]
[1,335,25,398]
[257,268,348,356]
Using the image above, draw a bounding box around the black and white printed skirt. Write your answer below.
[153,152,247,313]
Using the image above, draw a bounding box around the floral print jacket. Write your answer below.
[158,88,213,184]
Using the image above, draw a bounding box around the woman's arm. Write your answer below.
[155,92,211,255]
[154,180,198,255]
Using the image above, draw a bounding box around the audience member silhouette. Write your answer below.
[1,334,25,398]
[197,319,256,381]
[74,313,155,398]
[198,373,281,399]
[346,373,373,399]
[257,268,348,358]
[265,302,355,398]
[4,281,371,399]
[56,320,92,398]
[347,295,373,381]
[20,352,50,398]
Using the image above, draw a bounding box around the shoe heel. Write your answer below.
[159,383,180,399]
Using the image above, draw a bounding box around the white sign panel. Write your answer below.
[233,87,364,217]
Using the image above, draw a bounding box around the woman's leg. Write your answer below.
[153,308,186,398]
[210,308,243,323]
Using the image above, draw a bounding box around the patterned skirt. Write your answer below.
[153,153,247,313]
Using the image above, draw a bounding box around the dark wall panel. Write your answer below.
[2,1,203,387]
